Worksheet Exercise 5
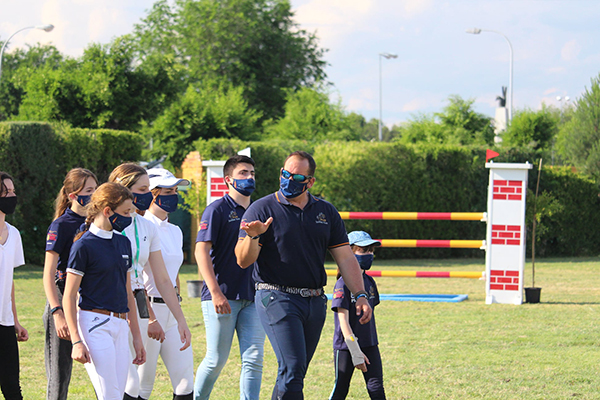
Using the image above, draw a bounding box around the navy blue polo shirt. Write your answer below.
[332,272,380,350]
[67,225,132,313]
[239,190,349,289]
[46,208,86,272]
[196,194,254,301]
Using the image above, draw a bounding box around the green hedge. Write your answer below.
[0,122,143,264]
[194,139,598,258]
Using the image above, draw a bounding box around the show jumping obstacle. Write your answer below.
[338,162,532,305]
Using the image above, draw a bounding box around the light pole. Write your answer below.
[378,52,397,141]
[0,24,54,83]
[466,28,513,123]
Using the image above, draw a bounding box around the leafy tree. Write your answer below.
[398,95,494,146]
[556,75,600,177]
[264,86,357,141]
[502,105,560,150]
[150,82,261,168]
[133,0,327,120]
[16,38,181,131]
[0,43,63,121]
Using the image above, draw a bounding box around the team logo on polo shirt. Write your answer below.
[199,220,208,230]
[47,231,57,242]
[228,210,240,222]
[333,288,344,299]
[316,213,328,224]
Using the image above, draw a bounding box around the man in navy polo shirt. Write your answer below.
[194,155,265,400]
[236,151,372,400]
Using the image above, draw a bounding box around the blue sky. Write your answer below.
[2,0,599,127]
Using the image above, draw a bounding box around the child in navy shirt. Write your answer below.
[43,167,97,400]
[330,231,386,400]
[63,182,145,400]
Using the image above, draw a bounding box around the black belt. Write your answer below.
[255,282,324,298]
[151,295,182,304]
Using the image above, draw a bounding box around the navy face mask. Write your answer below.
[232,178,255,196]
[155,194,179,213]
[0,196,17,215]
[132,191,153,211]
[77,194,91,207]
[280,177,309,198]
[109,212,132,232]
[355,253,374,270]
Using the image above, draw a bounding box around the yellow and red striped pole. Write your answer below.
[325,270,484,279]
[377,239,485,249]
[338,212,486,221]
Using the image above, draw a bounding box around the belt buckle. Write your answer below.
[299,288,312,297]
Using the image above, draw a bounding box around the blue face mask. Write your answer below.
[77,194,91,207]
[155,194,179,213]
[280,177,309,198]
[355,254,374,270]
[132,191,153,211]
[232,178,255,196]
[110,212,132,232]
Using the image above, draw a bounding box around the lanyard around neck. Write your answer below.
[122,217,140,278]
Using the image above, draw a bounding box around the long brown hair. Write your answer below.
[54,168,98,220]
[74,182,133,241]
[108,163,147,189]
[109,163,147,215]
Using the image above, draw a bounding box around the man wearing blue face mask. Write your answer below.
[235,151,372,400]
[194,155,265,400]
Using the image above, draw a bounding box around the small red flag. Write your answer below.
[486,149,500,163]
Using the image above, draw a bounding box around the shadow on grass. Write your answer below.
[539,301,600,305]
[14,264,43,280]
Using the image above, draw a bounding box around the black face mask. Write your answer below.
[0,196,17,215]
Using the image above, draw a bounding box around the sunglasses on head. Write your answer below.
[281,169,313,182]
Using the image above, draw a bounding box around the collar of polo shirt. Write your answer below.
[90,223,113,239]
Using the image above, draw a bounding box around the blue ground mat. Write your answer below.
[326,294,468,303]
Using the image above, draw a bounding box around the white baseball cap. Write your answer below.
[147,168,190,190]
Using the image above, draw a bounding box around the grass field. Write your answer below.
[11,257,600,399]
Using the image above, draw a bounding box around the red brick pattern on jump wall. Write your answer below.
[491,225,521,246]
[211,177,228,198]
[492,180,523,201]
[489,270,519,291]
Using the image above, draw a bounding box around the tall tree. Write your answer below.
[264,86,357,141]
[133,0,327,120]
[16,38,181,131]
[150,81,262,168]
[502,105,560,150]
[0,43,63,121]
[398,95,494,146]
[556,75,600,177]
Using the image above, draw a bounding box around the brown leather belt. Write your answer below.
[88,308,127,320]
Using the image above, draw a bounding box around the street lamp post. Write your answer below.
[378,52,397,141]
[0,24,54,83]
[466,28,513,123]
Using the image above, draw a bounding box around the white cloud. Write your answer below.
[561,39,582,62]
[543,87,558,95]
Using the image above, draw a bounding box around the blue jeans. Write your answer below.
[194,299,265,400]
[255,289,327,400]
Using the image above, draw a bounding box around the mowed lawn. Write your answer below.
[12,257,600,399]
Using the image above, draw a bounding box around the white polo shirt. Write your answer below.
[123,213,162,290]
[0,223,24,326]
[142,211,184,297]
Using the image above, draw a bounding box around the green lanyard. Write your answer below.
[122,217,140,278]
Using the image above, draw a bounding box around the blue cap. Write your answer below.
[348,231,381,247]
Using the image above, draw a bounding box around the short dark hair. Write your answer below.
[284,151,316,176]
[223,155,255,178]
[0,171,14,197]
